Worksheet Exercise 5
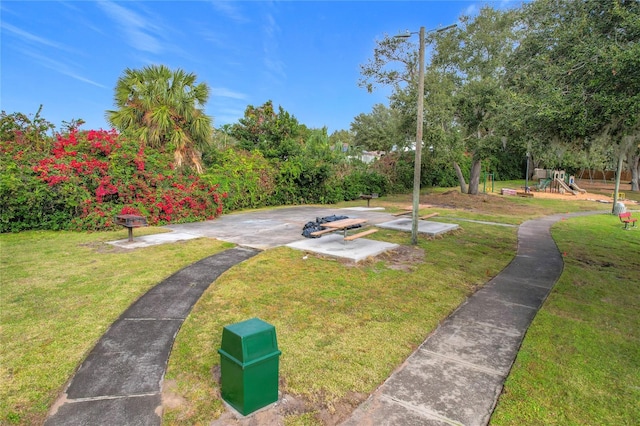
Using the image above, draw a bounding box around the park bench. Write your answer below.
[420,212,439,220]
[344,228,378,241]
[618,212,637,230]
[309,228,337,237]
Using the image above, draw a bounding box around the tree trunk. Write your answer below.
[453,161,468,194]
[468,158,482,195]
[629,152,639,192]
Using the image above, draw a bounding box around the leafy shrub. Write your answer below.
[202,148,277,211]
[1,127,225,232]
[370,152,414,193]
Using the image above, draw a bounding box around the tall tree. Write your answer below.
[106,65,213,173]
[230,100,303,160]
[431,7,520,194]
[508,0,640,200]
[350,103,405,152]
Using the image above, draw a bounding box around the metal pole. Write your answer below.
[525,152,530,192]
[411,26,425,245]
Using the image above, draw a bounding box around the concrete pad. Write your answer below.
[421,317,523,375]
[342,393,452,426]
[66,319,182,398]
[286,234,398,262]
[478,276,552,309]
[380,351,504,426]
[449,293,538,335]
[341,207,386,211]
[107,232,200,249]
[377,218,459,236]
[502,254,564,287]
[45,394,161,426]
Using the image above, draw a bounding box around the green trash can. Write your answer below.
[218,318,281,415]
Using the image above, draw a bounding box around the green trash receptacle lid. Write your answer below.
[219,318,280,364]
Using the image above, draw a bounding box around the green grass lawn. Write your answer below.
[1,190,638,425]
[0,229,232,425]
[490,215,640,425]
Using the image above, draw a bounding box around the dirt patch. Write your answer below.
[207,391,367,426]
[161,379,188,410]
[78,241,131,254]
[199,366,367,426]
[378,245,426,272]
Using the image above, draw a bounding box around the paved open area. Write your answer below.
[108,206,458,261]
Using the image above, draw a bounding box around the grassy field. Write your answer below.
[490,215,640,425]
[1,184,638,425]
[0,229,233,425]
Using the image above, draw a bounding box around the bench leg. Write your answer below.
[127,227,134,242]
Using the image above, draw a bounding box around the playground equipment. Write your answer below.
[482,172,494,193]
[532,169,588,196]
[568,175,587,193]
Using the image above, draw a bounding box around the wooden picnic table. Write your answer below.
[319,218,368,238]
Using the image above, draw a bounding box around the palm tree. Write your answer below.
[106,65,213,173]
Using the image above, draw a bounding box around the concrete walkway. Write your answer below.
[45,247,259,426]
[45,208,603,425]
[341,211,601,426]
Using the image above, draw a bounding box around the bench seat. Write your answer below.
[619,212,637,230]
[344,228,378,241]
[420,212,439,220]
[309,228,336,237]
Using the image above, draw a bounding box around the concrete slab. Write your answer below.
[342,393,452,426]
[45,394,161,426]
[165,207,403,250]
[379,351,503,426]
[286,234,398,262]
[341,207,386,211]
[478,276,552,309]
[107,232,200,249]
[421,317,523,376]
[448,292,538,335]
[66,319,182,398]
[377,218,459,236]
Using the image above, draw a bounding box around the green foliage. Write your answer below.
[369,152,414,193]
[202,148,277,211]
[1,126,224,232]
[0,106,55,152]
[351,104,405,152]
[230,100,303,160]
[422,152,471,187]
[106,65,213,172]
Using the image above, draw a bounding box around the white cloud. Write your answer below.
[21,49,107,89]
[1,22,72,52]
[97,1,163,54]
[211,87,248,100]
[261,10,286,83]
[210,1,248,23]
[463,4,480,17]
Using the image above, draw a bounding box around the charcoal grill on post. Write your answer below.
[115,214,148,242]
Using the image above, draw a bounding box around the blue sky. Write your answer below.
[1,1,518,134]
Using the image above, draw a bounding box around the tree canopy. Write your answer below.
[106,65,213,173]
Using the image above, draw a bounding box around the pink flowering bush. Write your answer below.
[1,126,225,232]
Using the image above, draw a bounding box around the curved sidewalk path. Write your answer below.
[341,211,600,426]
[45,247,259,426]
